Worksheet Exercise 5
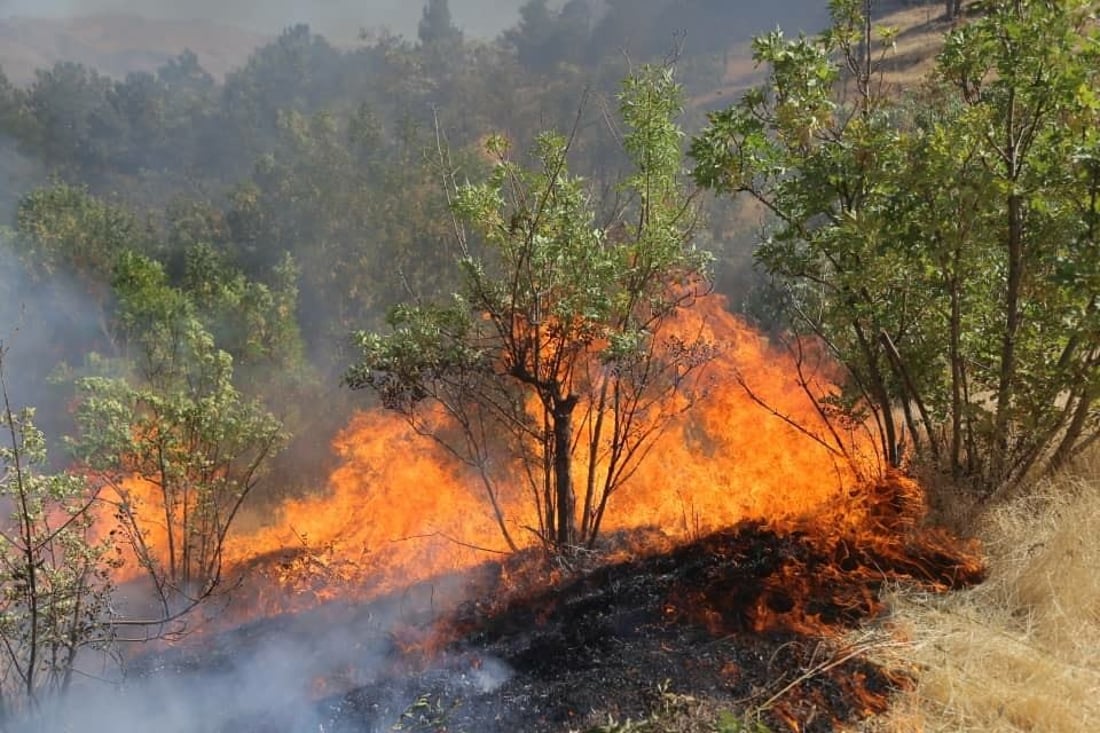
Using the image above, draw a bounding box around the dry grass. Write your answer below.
[689,2,971,111]
[874,3,959,90]
[864,450,1100,732]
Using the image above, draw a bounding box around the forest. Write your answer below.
[0,0,1097,731]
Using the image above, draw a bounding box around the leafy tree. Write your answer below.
[691,0,1100,490]
[10,184,153,364]
[935,0,1100,485]
[346,67,712,551]
[505,0,557,71]
[14,184,148,287]
[0,68,29,141]
[69,253,286,612]
[223,107,458,360]
[0,348,116,721]
[22,62,123,178]
[418,0,463,48]
[211,25,345,178]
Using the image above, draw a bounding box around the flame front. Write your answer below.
[217,295,881,614]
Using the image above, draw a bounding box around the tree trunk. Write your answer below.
[855,322,899,467]
[949,268,964,477]
[993,191,1024,481]
[552,396,578,549]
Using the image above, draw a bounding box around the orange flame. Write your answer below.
[214,294,882,615]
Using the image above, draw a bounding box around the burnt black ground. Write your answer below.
[123,518,982,733]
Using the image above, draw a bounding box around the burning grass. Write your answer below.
[863,451,1100,732]
[304,473,983,732]
[113,471,986,733]
[102,292,991,731]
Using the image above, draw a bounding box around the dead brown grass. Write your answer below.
[864,450,1100,732]
[874,3,959,90]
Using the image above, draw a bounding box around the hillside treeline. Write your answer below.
[0,0,784,415]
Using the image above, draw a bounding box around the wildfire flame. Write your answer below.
[103,294,979,636]
[202,294,889,614]
[97,294,986,731]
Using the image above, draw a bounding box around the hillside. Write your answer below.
[0,15,268,83]
[1,1,1097,732]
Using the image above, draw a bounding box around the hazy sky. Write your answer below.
[0,0,531,41]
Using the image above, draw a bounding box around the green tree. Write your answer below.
[691,0,1100,489]
[69,253,285,613]
[10,184,153,364]
[692,0,912,470]
[0,348,116,722]
[418,0,463,47]
[22,62,123,178]
[14,183,148,288]
[936,0,1100,485]
[346,67,712,551]
[505,0,556,71]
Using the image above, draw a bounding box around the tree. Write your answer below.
[68,253,286,615]
[346,67,712,551]
[692,0,912,470]
[936,0,1100,486]
[505,0,556,71]
[9,184,152,369]
[22,62,124,178]
[0,347,116,722]
[690,0,1100,490]
[418,0,463,48]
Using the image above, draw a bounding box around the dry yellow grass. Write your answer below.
[864,450,1100,732]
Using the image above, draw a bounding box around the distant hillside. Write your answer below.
[0,0,540,49]
[0,15,269,84]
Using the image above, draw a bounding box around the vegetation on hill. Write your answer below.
[0,0,1096,729]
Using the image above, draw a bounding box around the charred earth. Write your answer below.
[110,475,985,733]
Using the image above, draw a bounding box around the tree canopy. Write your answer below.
[346,67,713,550]
[691,0,1100,490]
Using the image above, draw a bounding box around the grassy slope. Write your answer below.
[865,452,1100,732]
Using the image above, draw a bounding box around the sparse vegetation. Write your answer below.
[0,348,117,721]
[346,67,713,552]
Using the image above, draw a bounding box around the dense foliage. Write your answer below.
[692,0,1100,490]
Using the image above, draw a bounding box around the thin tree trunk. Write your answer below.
[879,329,941,461]
[949,265,964,477]
[993,191,1024,481]
[1048,384,1096,474]
[855,322,898,466]
[581,379,610,540]
[552,396,578,548]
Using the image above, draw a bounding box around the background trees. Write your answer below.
[346,68,712,551]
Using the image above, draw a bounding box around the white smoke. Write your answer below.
[0,0,534,41]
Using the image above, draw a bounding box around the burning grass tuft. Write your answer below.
[865,451,1100,732]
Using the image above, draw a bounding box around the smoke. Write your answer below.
[27,579,513,733]
[0,0,537,41]
[0,239,107,451]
